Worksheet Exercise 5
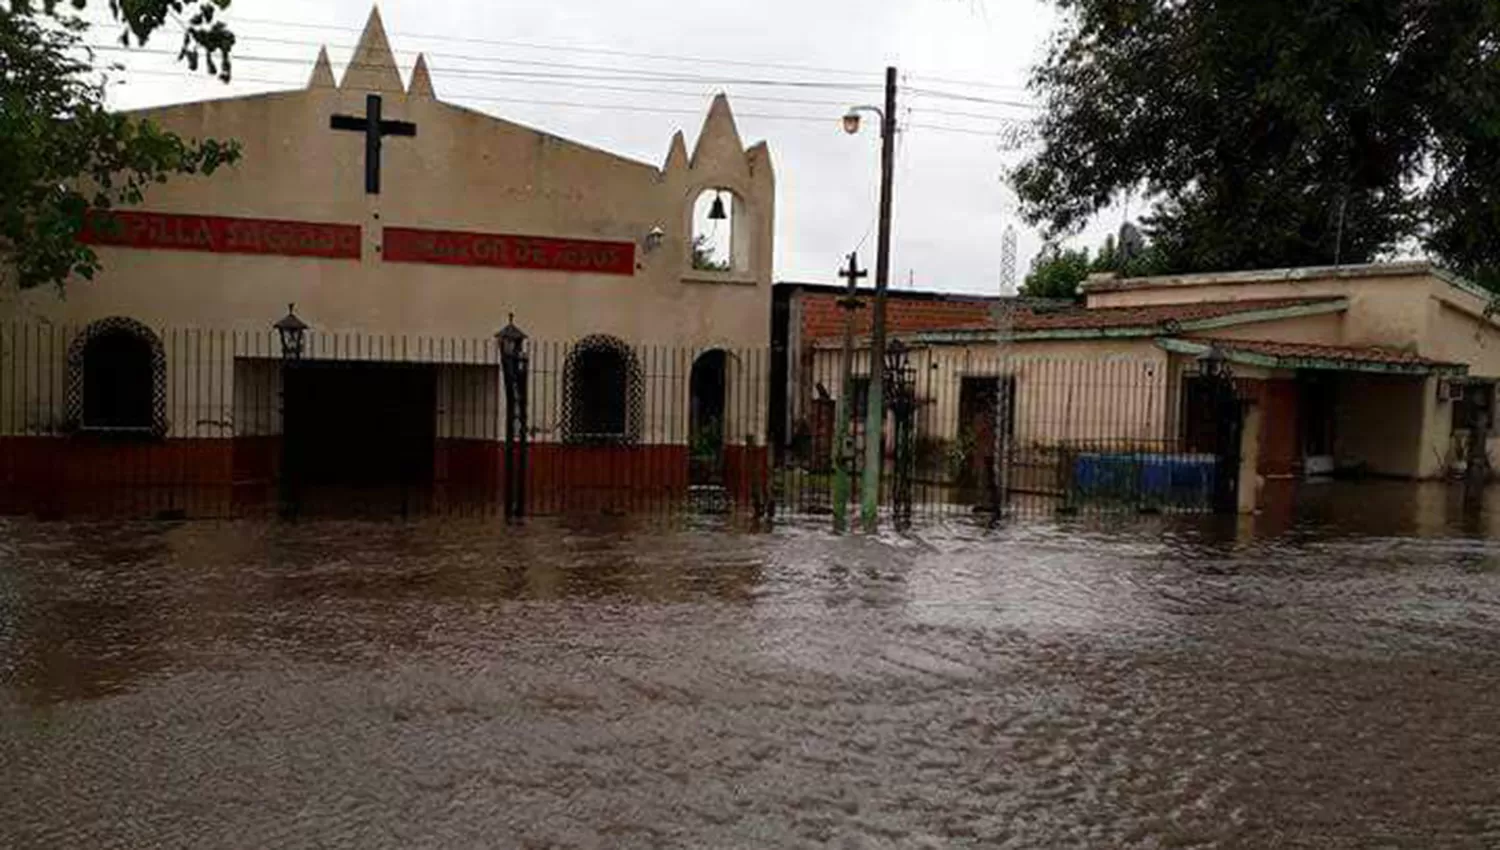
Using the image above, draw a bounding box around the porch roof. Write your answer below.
[1159,337,1468,376]
[816,296,1349,348]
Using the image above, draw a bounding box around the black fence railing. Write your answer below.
[1,322,1237,523]
[776,342,1234,521]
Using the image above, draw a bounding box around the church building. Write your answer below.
[0,8,776,516]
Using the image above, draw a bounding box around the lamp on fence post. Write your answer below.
[883,338,916,528]
[273,304,308,518]
[497,315,529,519]
[274,304,308,361]
[883,337,910,386]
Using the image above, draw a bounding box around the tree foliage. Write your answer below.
[1020,245,1091,299]
[1020,232,1165,299]
[1,1,239,290]
[1013,0,1500,288]
[691,233,730,272]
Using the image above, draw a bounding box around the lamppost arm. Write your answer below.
[842,105,887,137]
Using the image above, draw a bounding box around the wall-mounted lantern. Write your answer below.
[644,225,665,253]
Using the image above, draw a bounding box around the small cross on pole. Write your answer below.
[330,93,417,194]
[831,251,867,532]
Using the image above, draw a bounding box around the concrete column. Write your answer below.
[1415,375,1449,479]
[1238,402,1263,515]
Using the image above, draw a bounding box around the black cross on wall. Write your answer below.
[330,94,417,195]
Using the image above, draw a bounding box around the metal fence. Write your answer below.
[0,323,770,520]
[776,343,1235,522]
[1,322,1236,524]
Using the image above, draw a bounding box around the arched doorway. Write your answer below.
[689,350,728,485]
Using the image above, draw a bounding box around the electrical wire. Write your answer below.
[93,17,883,80]
[112,66,1024,138]
[86,44,893,91]
[93,51,1037,129]
[91,15,1037,101]
[903,86,1038,109]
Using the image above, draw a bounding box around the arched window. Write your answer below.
[563,335,642,444]
[67,317,166,435]
[690,188,746,273]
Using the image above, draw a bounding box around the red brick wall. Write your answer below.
[799,291,995,342]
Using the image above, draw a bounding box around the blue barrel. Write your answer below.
[1072,452,1217,508]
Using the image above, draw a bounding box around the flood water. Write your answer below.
[4,482,1500,848]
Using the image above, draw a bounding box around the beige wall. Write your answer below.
[1424,300,1500,377]
[2,20,777,447]
[806,338,1171,447]
[3,20,774,352]
[1089,273,1431,350]
[1203,311,1345,345]
[1089,265,1500,371]
[1333,374,1431,477]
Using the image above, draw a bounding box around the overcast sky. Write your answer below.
[95,0,1119,295]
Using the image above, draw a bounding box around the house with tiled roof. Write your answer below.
[774,261,1500,509]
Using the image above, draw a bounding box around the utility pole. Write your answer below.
[860,65,898,532]
[832,252,867,533]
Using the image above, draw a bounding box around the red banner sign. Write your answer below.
[383,226,636,276]
[80,211,362,260]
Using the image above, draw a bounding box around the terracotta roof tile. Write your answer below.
[804,295,1348,344]
[1010,297,1344,331]
[1196,338,1459,368]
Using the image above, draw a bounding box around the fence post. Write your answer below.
[497,317,529,519]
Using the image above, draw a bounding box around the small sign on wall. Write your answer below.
[383,227,636,276]
[80,211,362,260]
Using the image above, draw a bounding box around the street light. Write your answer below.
[845,66,899,532]
[273,303,308,360]
[842,105,884,137]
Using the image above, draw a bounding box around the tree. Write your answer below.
[691,234,730,272]
[1020,230,1166,299]
[2,1,240,290]
[1013,0,1500,288]
[1020,244,1091,300]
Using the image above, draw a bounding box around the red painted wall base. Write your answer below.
[1,437,769,519]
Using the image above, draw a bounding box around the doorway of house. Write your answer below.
[282,361,438,513]
[1179,373,1244,512]
[957,376,1015,494]
[689,350,728,486]
[1299,372,1337,477]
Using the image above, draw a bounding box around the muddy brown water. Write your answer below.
[3,482,1500,848]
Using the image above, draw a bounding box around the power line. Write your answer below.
[92,51,1037,126]
[904,86,1039,110]
[98,16,884,80]
[907,74,1030,93]
[90,26,884,89]
[106,59,1031,123]
[86,44,889,91]
[92,15,1035,98]
[139,31,1035,114]
[113,67,1021,137]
